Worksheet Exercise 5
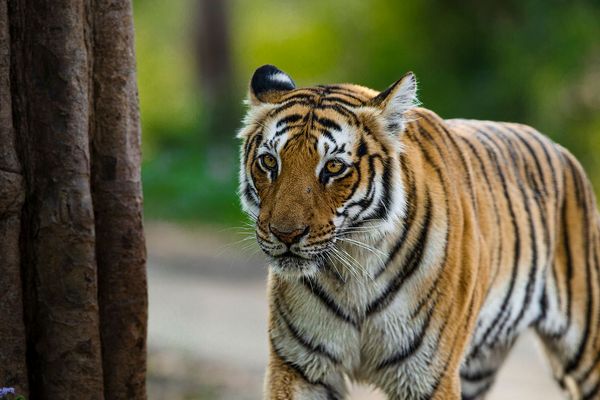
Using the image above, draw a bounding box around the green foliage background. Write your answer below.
[135,0,600,225]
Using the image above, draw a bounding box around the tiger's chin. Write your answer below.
[268,254,322,280]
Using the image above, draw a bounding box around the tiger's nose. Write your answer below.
[269,224,309,246]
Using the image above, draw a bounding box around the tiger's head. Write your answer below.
[238,65,418,278]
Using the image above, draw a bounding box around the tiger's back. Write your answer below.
[433,115,600,399]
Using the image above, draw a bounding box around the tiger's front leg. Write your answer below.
[264,344,346,400]
[378,359,463,400]
[431,373,462,400]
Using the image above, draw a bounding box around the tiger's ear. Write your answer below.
[248,65,296,105]
[369,72,418,133]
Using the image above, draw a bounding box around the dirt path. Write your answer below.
[146,222,564,399]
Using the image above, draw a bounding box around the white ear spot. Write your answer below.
[374,72,419,134]
[270,72,295,87]
[249,65,296,104]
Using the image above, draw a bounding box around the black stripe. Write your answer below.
[503,124,554,266]
[457,135,504,288]
[278,92,316,103]
[274,297,341,364]
[269,98,313,116]
[420,113,478,208]
[365,191,433,316]
[460,368,497,383]
[269,337,342,399]
[321,96,362,108]
[537,151,567,317]
[525,127,561,207]
[357,138,368,157]
[302,278,358,328]
[424,308,465,400]
[320,85,368,103]
[546,153,580,341]
[314,116,342,132]
[565,166,594,373]
[506,125,548,196]
[583,379,600,400]
[319,128,335,142]
[317,104,360,126]
[564,153,584,205]
[376,303,435,370]
[467,128,522,358]
[549,167,574,339]
[281,133,302,152]
[275,125,294,137]
[579,340,600,385]
[409,269,442,320]
[276,114,303,127]
[242,182,259,207]
[578,232,600,383]
[461,381,493,400]
[243,131,262,163]
[278,88,318,98]
[338,159,364,215]
[425,306,451,367]
[374,155,416,279]
[364,157,392,221]
[376,126,452,290]
[342,154,381,217]
[537,283,548,324]
[482,125,539,343]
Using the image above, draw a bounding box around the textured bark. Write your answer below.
[1,0,146,397]
[0,0,28,395]
[9,0,104,398]
[91,1,148,398]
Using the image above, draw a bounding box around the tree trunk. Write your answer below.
[92,1,147,398]
[0,0,147,398]
[196,0,236,145]
[0,0,28,395]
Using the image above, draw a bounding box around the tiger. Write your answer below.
[237,64,600,400]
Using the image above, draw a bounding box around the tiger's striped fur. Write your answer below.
[237,65,600,399]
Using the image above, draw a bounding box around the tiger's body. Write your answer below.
[238,65,600,399]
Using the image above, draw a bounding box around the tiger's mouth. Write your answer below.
[269,251,323,277]
[255,230,335,277]
[272,251,310,267]
[277,250,303,259]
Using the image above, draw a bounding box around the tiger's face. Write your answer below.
[238,65,418,278]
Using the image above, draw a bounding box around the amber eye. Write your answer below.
[324,159,345,175]
[260,154,278,171]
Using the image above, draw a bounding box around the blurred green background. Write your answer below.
[135,0,600,226]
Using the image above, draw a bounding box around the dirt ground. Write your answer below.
[146,222,565,399]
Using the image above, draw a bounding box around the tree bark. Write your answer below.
[9,0,105,398]
[1,0,147,398]
[91,1,147,398]
[0,0,28,395]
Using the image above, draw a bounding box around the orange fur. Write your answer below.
[239,67,600,399]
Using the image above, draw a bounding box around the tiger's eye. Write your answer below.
[325,160,344,175]
[262,154,277,170]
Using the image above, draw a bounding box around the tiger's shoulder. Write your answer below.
[403,106,567,164]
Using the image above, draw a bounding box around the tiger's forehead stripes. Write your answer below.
[251,85,395,162]
[267,84,373,122]
[258,103,360,157]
